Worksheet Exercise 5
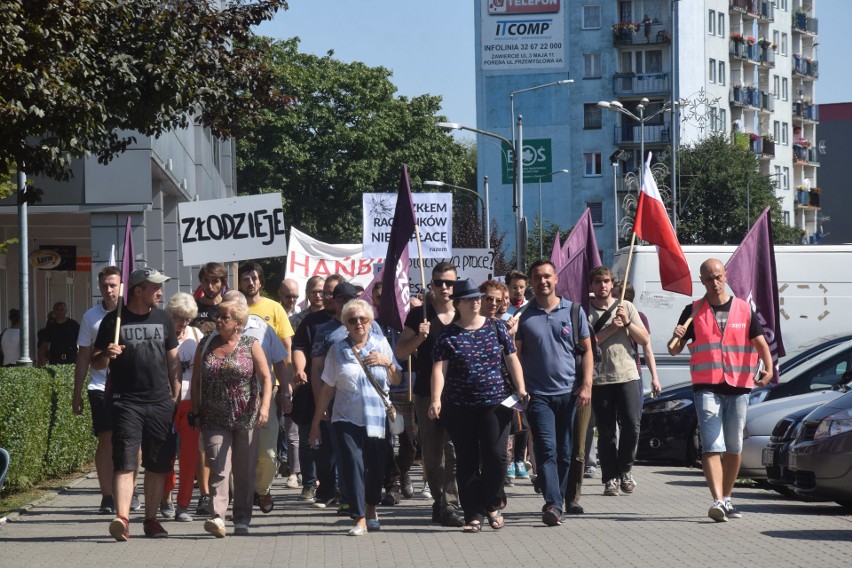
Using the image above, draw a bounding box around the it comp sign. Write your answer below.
[481,0,564,70]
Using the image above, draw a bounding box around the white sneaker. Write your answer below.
[708,502,728,523]
[420,479,432,500]
[204,516,227,538]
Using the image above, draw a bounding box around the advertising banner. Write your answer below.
[362,193,452,259]
[178,193,286,266]
[481,0,565,70]
[501,138,553,184]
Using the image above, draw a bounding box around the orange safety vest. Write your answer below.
[688,297,758,388]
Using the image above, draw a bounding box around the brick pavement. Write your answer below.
[1,464,851,567]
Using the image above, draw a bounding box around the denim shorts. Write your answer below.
[693,390,749,454]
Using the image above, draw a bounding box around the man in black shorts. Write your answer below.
[93,268,180,541]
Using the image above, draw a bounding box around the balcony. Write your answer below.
[730,0,761,18]
[793,12,819,35]
[730,85,772,111]
[793,144,820,166]
[793,101,819,122]
[793,55,819,79]
[752,137,775,159]
[613,72,671,96]
[612,21,671,46]
[758,44,775,67]
[758,0,775,22]
[795,187,820,209]
[730,39,759,63]
[613,123,671,145]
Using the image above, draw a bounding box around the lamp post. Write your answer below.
[423,179,490,251]
[532,169,570,259]
[609,149,627,252]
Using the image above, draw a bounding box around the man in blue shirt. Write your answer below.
[515,260,593,527]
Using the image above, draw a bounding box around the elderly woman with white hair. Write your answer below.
[310,299,401,536]
[190,299,272,538]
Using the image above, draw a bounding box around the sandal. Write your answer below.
[486,511,504,530]
[462,520,482,533]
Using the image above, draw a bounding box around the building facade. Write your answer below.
[474,0,821,265]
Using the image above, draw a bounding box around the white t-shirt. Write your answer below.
[1,328,21,366]
[77,303,112,390]
[178,326,202,401]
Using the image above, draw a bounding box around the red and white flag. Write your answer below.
[633,154,692,296]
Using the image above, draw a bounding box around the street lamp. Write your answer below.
[609,149,627,251]
[531,169,570,259]
[423,179,490,251]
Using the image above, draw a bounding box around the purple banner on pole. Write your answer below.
[554,209,602,313]
[725,207,785,381]
[120,216,135,302]
[378,166,415,332]
[550,230,563,272]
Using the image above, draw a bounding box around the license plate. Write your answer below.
[788,452,796,470]
[762,447,774,466]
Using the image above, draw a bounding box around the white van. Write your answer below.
[612,245,852,391]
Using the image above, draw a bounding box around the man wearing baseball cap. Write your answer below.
[93,267,181,541]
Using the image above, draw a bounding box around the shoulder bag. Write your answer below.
[348,340,404,435]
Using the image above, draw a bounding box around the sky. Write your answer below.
[256,0,848,133]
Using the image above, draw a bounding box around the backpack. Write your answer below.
[571,302,602,368]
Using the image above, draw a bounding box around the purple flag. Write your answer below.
[120,216,135,302]
[554,209,602,313]
[550,230,564,271]
[725,207,785,382]
[379,166,416,332]
[361,266,384,318]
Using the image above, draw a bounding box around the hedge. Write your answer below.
[0,365,97,494]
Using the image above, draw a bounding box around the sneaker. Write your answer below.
[143,517,168,538]
[337,503,351,516]
[505,476,515,488]
[195,494,211,516]
[311,499,327,509]
[420,481,432,501]
[604,478,620,496]
[159,501,176,519]
[542,507,562,527]
[299,486,316,502]
[366,516,381,532]
[99,495,115,515]
[566,502,584,515]
[724,500,742,519]
[175,508,193,522]
[380,491,397,507]
[347,524,367,536]
[620,472,636,494]
[400,473,414,499]
[440,507,464,528]
[584,466,597,479]
[285,474,301,489]
[109,515,130,541]
[506,463,516,479]
[708,502,728,523]
[515,461,530,479]
[256,491,274,513]
[234,523,249,535]
[130,492,141,512]
[204,516,227,538]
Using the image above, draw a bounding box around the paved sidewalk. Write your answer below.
[1,464,850,567]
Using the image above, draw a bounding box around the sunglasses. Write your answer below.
[432,278,456,288]
[347,316,370,326]
[484,296,504,305]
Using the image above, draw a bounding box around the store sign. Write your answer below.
[481,0,564,70]
[501,138,553,184]
[488,0,561,15]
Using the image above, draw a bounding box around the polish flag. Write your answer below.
[633,154,692,296]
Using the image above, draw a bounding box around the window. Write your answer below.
[584,152,602,176]
[709,106,718,131]
[781,33,788,56]
[583,104,602,129]
[780,0,788,11]
[782,77,789,101]
[773,120,780,141]
[587,201,603,225]
[782,122,789,145]
[720,108,727,132]
[709,58,716,83]
[718,61,726,85]
[718,13,725,36]
[708,10,716,35]
[783,167,790,192]
[583,53,601,79]
[774,165,782,190]
[773,30,780,52]
[583,5,601,29]
[773,75,780,99]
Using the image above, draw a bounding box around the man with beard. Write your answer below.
[193,263,228,337]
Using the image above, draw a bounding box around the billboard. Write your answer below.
[481,0,564,70]
[501,138,553,184]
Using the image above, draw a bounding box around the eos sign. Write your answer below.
[488,0,560,15]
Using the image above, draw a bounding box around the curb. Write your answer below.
[2,470,96,523]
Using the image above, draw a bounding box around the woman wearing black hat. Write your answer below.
[428,279,527,532]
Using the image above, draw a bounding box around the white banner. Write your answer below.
[286,227,493,298]
[178,193,286,266]
[362,193,452,259]
[480,0,565,70]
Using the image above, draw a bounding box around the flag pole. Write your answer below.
[413,224,428,322]
[618,232,638,304]
[407,356,413,402]
[112,285,124,344]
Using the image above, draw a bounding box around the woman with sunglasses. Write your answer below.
[190,299,272,538]
[310,299,401,536]
[429,279,527,532]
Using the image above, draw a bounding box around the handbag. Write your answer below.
[348,340,404,435]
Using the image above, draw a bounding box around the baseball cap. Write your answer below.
[128,267,171,288]
[332,282,358,300]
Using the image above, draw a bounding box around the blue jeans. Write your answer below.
[694,390,749,454]
[334,421,386,520]
[297,424,316,488]
[526,391,577,514]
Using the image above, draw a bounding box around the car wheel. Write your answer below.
[686,425,702,467]
[836,500,852,510]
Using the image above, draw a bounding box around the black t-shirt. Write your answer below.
[292,309,334,372]
[95,308,178,404]
[44,319,81,364]
[677,298,763,395]
[193,298,220,338]
[404,304,452,398]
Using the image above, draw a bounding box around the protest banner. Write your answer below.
[178,193,286,265]
[362,192,452,259]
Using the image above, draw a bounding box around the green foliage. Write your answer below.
[236,38,475,246]
[673,134,802,245]
[0,366,96,494]
[0,0,288,182]
[528,218,574,266]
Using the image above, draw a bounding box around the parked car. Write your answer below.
[763,405,822,495]
[638,335,852,465]
[789,390,852,509]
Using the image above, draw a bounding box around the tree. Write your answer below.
[673,134,802,244]
[236,38,475,245]
[0,0,288,183]
[527,218,573,266]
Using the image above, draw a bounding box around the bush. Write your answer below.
[0,366,96,494]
